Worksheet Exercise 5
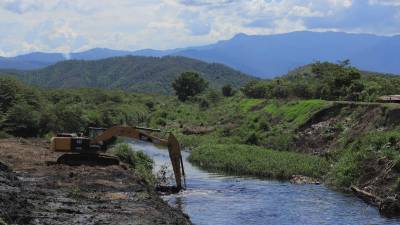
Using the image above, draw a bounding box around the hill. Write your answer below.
[0,56,254,94]
[0,31,399,77]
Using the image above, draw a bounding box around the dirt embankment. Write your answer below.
[294,102,400,216]
[0,138,192,225]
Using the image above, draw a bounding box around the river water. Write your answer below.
[131,142,400,225]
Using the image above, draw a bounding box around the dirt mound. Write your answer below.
[182,125,214,135]
[0,138,192,225]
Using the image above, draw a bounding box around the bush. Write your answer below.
[155,118,167,126]
[241,80,269,99]
[112,143,154,184]
[222,85,234,97]
[206,89,221,104]
[245,132,259,145]
[145,101,155,111]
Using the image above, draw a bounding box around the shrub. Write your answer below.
[145,101,155,111]
[199,98,209,109]
[156,118,167,126]
[206,89,221,104]
[245,132,259,145]
[222,85,234,97]
[111,143,154,184]
[241,80,269,99]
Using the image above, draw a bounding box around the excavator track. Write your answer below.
[57,153,120,166]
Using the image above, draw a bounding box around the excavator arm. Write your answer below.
[91,126,185,190]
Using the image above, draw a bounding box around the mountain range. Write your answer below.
[0,31,399,78]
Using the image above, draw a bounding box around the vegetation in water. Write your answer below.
[189,144,330,179]
[111,143,155,185]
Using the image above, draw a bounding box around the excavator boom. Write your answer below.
[91,126,185,190]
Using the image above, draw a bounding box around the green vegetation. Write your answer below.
[0,77,157,136]
[242,61,400,101]
[0,56,254,95]
[189,144,329,179]
[222,84,234,97]
[264,99,330,127]
[172,72,208,101]
[111,143,155,185]
[328,131,400,188]
[1,61,400,197]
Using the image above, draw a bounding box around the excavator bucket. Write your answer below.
[168,134,185,190]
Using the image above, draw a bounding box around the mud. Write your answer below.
[0,138,192,225]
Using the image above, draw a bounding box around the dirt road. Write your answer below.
[0,138,192,225]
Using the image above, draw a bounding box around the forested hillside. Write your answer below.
[0,56,253,95]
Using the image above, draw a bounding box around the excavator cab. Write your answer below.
[87,127,106,139]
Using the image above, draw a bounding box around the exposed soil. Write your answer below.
[182,125,215,135]
[0,138,192,225]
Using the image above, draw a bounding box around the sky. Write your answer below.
[0,0,399,56]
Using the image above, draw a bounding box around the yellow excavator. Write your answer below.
[50,125,186,190]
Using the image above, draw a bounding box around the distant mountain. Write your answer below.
[0,31,399,77]
[172,31,400,77]
[0,52,65,70]
[0,56,254,95]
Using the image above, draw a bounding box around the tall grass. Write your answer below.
[239,99,265,111]
[189,144,330,179]
[264,99,329,126]
[111,143,155,184]
[328,131,400,189]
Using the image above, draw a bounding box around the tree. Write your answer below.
[2,102,41,137]
[242,80,269,99]
[222,84,234,97]
[0,78,22,113]
[172,72,208,101]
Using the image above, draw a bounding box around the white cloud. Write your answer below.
[0,0,398,56]
[369,0,400,6]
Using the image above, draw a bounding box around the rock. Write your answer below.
[290,175,320,185]
[182,126,214,135]
[380,197,400,217]
[0,161,10,172]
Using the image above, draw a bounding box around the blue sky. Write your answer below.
[0,0,399,56]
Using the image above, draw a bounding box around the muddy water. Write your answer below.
[131,142,400,225]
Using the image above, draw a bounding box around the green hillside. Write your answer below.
[242,61,400,101]
[0,56,254,95]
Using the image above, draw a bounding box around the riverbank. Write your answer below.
[0,138,192,225]
[174,100,400,217]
